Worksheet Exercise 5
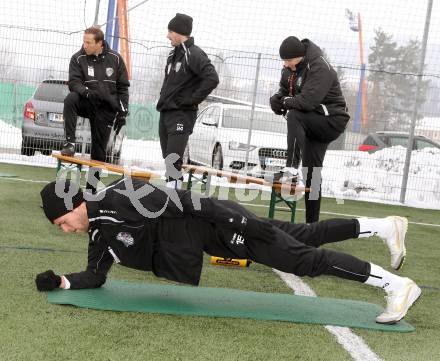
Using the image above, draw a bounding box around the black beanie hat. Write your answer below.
[279,36,306,60]
[40,180,84,223]
[168,13,193,36]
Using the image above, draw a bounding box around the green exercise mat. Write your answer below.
[48,279,414,332]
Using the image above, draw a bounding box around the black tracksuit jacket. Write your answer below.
[63,178,248,288]
[276,39,349,131]
[62,179,371,289]
[156,37,219,112]
[68,41,130,112]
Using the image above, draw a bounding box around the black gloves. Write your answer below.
[282,96,295,110]
[35,270,61,291]
[85,88,102,103]
[270,94,286,115]
[114,110,129,135]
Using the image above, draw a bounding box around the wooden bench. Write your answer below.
[53,153,308,223]
[182,164,309,223]
[52,152,160,182]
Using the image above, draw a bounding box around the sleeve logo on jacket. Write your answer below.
[175,62,182,73]
[116,232,134,247]
[230,233,245,245]
[106,67,114,77]
[176,123,184,131]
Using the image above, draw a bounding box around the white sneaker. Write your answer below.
[273,167,299,183]
[381,216,408,270]
[376,278,421,324]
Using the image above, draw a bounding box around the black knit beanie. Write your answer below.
[279,36,306,60]
[40,180,84,223]
[168,13,193,36]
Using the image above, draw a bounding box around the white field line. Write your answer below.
[0,177,50,183]
[273,270,383,361]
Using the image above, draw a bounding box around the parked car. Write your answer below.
[185,103,288,178]
[21,79,124,163]
[358,131,440,153]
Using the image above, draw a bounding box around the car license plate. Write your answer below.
[49,112,63,122]
[265,157,285,166]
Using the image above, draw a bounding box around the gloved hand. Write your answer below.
[282,96,295,110]
[84,88,102,103]
[35,270,61,291]
[113,110,128,135]
[270,94,285,115]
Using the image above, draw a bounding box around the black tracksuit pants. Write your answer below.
[203,200,370,283]
[285,110,344,223]
[159,109,197,182]
[63,92,115,192]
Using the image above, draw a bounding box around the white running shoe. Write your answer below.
[381,216,408,270]
[376,278,421,324]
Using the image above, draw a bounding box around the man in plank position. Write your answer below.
[36,178,421,324]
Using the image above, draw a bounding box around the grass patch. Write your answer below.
[1,162,439,361]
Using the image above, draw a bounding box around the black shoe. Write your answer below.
[60,142,75,156]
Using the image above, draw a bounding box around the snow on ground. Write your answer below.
[322,147,440,209]
[2,118,440,209]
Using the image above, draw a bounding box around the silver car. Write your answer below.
[185,103,288,178]
[21,79,124,163]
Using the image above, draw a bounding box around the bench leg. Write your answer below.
[187,171,193,190]
[268,188,276,219]
[55,160,82,184]
[289,199,297,223]
[76,165,82,185]
[204,174,212,196]
[268,189,297,223]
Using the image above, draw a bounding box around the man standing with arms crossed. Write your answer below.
[157,13,219,189]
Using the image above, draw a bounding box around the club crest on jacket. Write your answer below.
[106,67,114,77]
[116,232,134,247]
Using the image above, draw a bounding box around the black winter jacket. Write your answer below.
[63,177,248,288]
[68,41,130,112]
[156,37,219,112]
[276,39,349,131]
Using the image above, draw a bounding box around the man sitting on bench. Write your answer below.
[36,177,420,324]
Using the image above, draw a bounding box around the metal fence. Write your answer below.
[1,0,440,208]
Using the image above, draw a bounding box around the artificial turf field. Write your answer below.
[0,162,439,361]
